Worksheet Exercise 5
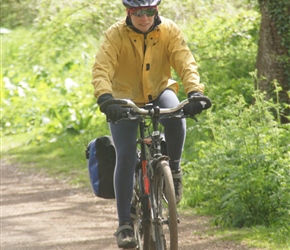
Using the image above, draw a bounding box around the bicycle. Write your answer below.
[100,95,212,250]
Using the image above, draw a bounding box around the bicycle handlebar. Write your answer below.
[100,95,212,116]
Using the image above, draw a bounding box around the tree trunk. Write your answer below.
[256,0,290,123]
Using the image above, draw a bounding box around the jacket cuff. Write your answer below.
[187,91,203,98]
[97,93,113,105]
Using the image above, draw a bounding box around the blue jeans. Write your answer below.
[109,89,186,225]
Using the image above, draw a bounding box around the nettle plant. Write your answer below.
[183,90,290,231]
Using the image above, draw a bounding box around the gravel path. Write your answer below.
[1,162,261,250]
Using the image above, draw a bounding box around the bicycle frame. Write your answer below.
[138,106,166,196]
[135,106,179,250]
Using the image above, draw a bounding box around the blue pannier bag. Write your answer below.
[86,136,116,199]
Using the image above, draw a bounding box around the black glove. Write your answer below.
[183,92,204,116]
[98,94,123,122]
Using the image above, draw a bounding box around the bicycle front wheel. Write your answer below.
[132,169,151,250]
[152,160,178,250]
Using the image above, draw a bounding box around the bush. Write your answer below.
[183,90,290,242]
[184,9,260,104]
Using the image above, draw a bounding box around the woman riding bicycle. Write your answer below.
[91,0,206,248]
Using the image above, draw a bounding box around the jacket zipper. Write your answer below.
[144,34,147,55]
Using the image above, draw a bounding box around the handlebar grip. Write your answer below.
[99,98,129,111]
[188,95,212,110]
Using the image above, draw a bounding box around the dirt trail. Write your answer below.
[1,162,260,250]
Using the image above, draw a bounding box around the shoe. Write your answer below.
[114,224,137,249]
[172,169,183,204]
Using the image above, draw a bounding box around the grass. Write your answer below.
[211,226,290,250]
[2,132,289,250]
[2,132,91,187]
[178,207,290,250]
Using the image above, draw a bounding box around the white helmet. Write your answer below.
[122,0,161,8]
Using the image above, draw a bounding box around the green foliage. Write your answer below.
[2,63,106,140]
[1,0,39,28]
[1,0,124,30]
[183,9,260,105]
[2,1,123,140]
[160,0,258,24]
[183,90,290,245]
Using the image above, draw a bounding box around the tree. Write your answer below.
[256,0,290,123]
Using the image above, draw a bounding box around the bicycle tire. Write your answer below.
[151,160,178,250]
[133,213,151,250]
[132,169,151,250]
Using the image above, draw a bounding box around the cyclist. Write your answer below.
[91,0,205,248]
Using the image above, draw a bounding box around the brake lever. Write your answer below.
[109,108,139,123]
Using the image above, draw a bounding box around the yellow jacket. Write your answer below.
[92,16,204,106]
